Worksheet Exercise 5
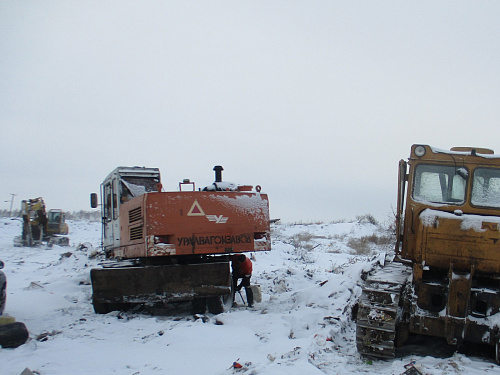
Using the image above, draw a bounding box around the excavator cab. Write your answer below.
[14,198,69,247]
[95,167,161,255]
[47,209,68,236]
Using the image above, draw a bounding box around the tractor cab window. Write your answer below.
[412,164,467,205]
[471,168,500,208]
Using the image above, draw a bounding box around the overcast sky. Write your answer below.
[1,2,499,223]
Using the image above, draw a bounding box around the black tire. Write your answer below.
[496,337,500,365]
[0,322,29,348]
[0,277,6,316]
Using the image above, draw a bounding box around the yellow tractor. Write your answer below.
[357,145,500,363]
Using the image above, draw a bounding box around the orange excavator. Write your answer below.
[90,166,270,314]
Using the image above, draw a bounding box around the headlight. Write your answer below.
[415,145,426,157]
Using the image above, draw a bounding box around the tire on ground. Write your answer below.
[0,282,6,315]
[0,322,29,348]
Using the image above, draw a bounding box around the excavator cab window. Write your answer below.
[471,167,500,208]
[118,176,160,204]
[413,164,467,205]
[113,191,118,220]
[47,211,60,224]
[120,182,133,203]
[104,183,112,221]
[102,180,119,221]
[121,176,159,195]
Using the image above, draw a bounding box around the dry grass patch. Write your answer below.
[347,234,394,255]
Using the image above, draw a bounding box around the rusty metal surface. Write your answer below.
[409,264,500,346]
[391,145,500,360]
[117,191,270,259]
[417,212,500,274]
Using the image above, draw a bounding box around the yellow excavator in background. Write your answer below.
[13,198,69,247]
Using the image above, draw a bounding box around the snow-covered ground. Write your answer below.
[0,217,498,375]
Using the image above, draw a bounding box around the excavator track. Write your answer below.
[356,260,412,359]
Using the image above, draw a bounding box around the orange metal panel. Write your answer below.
[118,191,270,259]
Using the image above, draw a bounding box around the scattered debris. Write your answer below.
[323,316,340,324]
[20,368,40,375]
[25,282,43,290]
[194,314,209,323]
[77,242,99,258]
[231,361,252,372]
[281,346,302,359]
[60,251,73,259]
[35,330,61,342]
[401,361,423,375]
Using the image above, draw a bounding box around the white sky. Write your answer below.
[1,2,499,223]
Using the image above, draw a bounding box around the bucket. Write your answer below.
[250,285,262,303]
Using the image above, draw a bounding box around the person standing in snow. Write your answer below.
[231,254,254,307]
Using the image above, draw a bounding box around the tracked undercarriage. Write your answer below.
[356,259,412,359]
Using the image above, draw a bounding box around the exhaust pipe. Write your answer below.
[213,165,224,182]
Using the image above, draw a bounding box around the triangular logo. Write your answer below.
[187,200,205,216]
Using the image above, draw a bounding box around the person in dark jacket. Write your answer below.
[231,254,254,307]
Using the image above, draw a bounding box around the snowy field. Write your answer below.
[0,217,498,375]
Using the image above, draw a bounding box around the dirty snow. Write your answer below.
[0,218,498,375]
